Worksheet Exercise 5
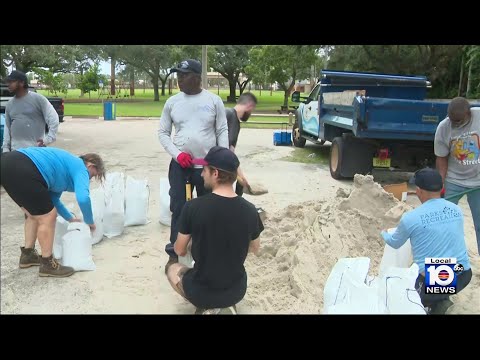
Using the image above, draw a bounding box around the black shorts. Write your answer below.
[0,151,54,216]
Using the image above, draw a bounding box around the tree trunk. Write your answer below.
[130,68,135,96]
[283,91,289,107]
[466,60,473,98]
[160,79,166,96]
[238,78,251,95]
[227,78,237,102]
[110,57,116,96]
[80,68,85,97]
[458,54,464,96]
[152,76,160,101]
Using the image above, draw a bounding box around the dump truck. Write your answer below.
[291,69,462,179]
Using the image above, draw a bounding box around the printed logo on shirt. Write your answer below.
[450,131,480,166]
[197,104,214,112]
[420,206,462,226]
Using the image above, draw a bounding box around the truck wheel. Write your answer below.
[292,111,307,148]
[330,137,345,179]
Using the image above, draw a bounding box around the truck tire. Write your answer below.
[330,137,345,179]
[292,111,306,148]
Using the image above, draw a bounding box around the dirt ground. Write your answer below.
[1,118,478,314]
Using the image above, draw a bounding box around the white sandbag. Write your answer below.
[379,263,425,314]
[379,227,413,277]
[325,271,386,314]
[124,176,149,226]
[103,172,125,238]
[323,257,371,312]
[53,216,69,259]
[324,257,425,315]
[61,222,96,271]
[159,177,171,227]
[90,187,105,245]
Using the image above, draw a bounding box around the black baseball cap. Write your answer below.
[6,70,28,84]
[170,59,202,75]
[192,146,240,173]
[414,168,443,192]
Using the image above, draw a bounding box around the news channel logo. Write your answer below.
[425,258,464,294]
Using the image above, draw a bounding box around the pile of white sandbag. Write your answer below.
[51,173,150,271]
[102,172,150,239]
[323,234,425,314]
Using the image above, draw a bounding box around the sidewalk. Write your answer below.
[66,112,291,121]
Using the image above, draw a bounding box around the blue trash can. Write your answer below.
[103,101,116,120]
[1,113,5,146]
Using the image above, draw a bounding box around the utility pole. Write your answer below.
[202,45,208,90]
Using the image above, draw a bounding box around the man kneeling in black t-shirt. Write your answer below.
[165,146,264,314]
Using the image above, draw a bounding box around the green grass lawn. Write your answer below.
[43,88,296,115]
[282,144,330,164]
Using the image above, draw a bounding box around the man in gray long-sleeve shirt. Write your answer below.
[158,59,229,268]
[2,70,59,153]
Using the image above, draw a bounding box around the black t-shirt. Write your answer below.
[178,193,264,308]
[226,108,241,148]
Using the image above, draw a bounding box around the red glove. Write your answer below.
[440,187,446,198]
[177,152,192,168]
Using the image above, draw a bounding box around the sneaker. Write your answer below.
[39,256,75,278]
[164,255,178,275]
[19,246,41,268]
[197,305,237,315]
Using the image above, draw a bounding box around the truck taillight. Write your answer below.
[378,148,390,159]
[60,99,64,112]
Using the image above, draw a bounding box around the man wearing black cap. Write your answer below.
[434,97,480,254]
[158,59,229,270]
[2,70,59,153]
[381,168,472,314]
[165,146,264,314]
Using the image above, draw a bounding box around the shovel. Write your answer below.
[237,176,269,196]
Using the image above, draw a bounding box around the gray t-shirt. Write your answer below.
[2,91,59,152]
[158,90,229,164]
[434,107,480,187]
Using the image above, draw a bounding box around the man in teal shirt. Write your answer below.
[381,168,472,314]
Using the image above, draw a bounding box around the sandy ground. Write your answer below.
[1,118,478,314]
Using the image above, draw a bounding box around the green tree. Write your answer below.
[77,64,106,99]
[32,68,68,96]
[121,45,175,101]
[249,45,321,107]
[326,45,464,98]
[97,45,124,96]
[2,45,79,75]
[208,45,254,102]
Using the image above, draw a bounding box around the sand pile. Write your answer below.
[244,174,413,314]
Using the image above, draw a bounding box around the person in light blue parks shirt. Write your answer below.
[381,168,472,315]
[0,147,106,278]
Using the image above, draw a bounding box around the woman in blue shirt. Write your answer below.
[1,147,105,278]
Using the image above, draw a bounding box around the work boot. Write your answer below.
[19,246,41,268]
[39,255,74,278]
[164,255,178,275]
[196,305,238,315]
